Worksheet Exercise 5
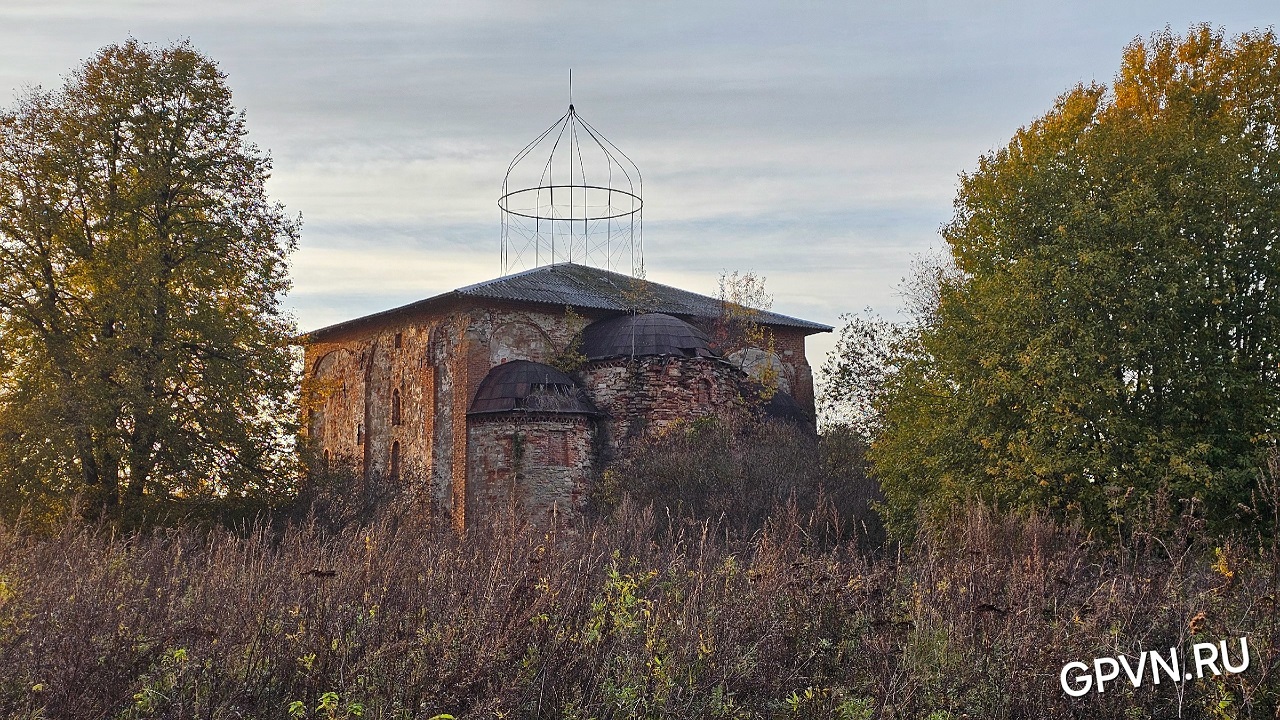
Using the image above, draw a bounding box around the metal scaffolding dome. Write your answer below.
[500,102,643,277]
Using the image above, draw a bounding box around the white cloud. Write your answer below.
[3,0,1277,374]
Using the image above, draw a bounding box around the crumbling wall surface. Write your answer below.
[682,318,818,419]
[303,302,594,526]
[429,313,465,518]
[727,347,790,393]
[466,415,595,527]
[302,300,816,529]
[303,319,439,496]
[434,304,587,527]
[304,345,367,472]
[364,335,392,484]
[363,323,436,494]
[580,356,748,457]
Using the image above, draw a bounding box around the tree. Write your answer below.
[818,311,910,436]
[0,40,300,519]
[820,252,955,434]
[871,26,1280,535]
[715,270,782,397]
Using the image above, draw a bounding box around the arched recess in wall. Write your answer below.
[695,378,713,405]
[727,347,792,394]
[310,348,366,458]
[363,334,399,481]
[490,318,555,365]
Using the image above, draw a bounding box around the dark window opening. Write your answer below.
[394,332,403,349]
[390,441,401,482]
[356,423,363,445]
[391,388,402,425]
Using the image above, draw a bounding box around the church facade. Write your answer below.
[300,262,830,529]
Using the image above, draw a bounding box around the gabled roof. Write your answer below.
[304,262,832,341]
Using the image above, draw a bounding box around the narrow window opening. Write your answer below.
[394,332,403,350]
[695,379,713,405]
[391,388,402,425]
[390,441,401,482]
[545,430,570,466]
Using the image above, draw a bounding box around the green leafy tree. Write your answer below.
[872,26,1280,535]
[819,311,912,437]
[0,40,300,519]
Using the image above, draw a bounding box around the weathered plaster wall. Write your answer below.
[304,303,597,518]
[303,316,440,495]
[680,320,817,418]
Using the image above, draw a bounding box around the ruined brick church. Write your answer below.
[300,104,830,528]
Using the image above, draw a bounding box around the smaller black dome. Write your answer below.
[581,313,716,361]
[469,360,598,415]
[763,390,811,425]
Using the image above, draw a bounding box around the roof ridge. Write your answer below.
[303,262,831,340]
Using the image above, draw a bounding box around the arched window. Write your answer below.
[695,379,713,405]
[390,441,401,482]
[391,388,402,426]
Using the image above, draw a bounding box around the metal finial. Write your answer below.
[499,92,644,277]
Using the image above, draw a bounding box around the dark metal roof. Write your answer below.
[581,313,716,361]
[303,263,831,341]
[468,360,599,416]
[457,264,830,331]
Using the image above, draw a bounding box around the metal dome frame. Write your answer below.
[500,103,643,277]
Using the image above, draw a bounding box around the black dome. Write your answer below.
[469,360,598,415]
[763,390,811,425]
[581,313,715,361]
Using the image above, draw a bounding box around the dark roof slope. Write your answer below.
[305,262,831,341]
[581,313,716,361]
[468,360,599,416]
[457,264,829,331]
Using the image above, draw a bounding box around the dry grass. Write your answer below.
[0,439,1277,719]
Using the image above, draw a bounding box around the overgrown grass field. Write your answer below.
[1,426,1277,719]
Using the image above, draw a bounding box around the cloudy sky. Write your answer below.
[1,1,1275,372]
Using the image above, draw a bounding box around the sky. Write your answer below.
[1,1,1276,377]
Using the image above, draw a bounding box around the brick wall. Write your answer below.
[579,356,749,458]
[301,300,818,529]
[467,415,595,528]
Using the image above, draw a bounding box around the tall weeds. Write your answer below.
[1,492,1277,719]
